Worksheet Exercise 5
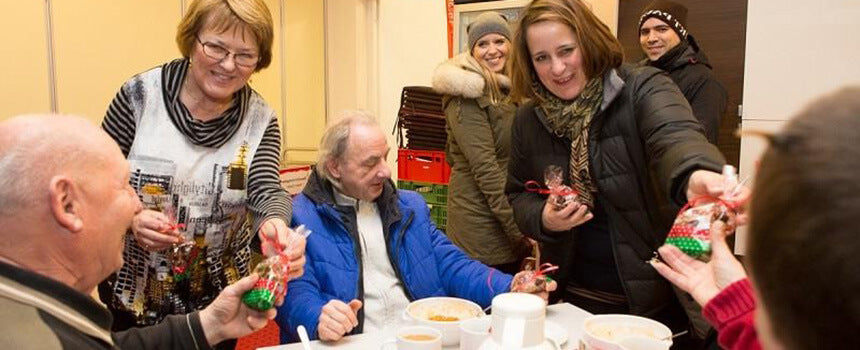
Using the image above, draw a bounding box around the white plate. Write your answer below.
[545,321,568,346]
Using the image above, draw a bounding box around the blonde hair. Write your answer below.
[176,0,274,71]
[510,0,623,103]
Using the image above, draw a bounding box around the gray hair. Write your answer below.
[0,115,99,215]
[316,110,380,182]
[0,142,38,215]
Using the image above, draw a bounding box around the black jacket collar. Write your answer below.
[302,166,403,229]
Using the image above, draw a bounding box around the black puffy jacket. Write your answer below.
[505,64,725,318]
[643,38,728,144]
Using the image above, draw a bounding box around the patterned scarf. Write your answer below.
[535,77,604,208]
[161,58,251,148]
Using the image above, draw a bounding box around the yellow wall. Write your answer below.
[0,0,325,165]
[282,0,326,165]
[51,1,181,123]
[0,0,51,119]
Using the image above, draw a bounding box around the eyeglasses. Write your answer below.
[196,36,259,68]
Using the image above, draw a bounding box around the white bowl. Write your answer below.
[580,314,672,350]
[404,297,485,346]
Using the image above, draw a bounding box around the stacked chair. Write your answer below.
[395,86,451,231]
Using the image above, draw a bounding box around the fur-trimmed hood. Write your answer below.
[431,53,510,99]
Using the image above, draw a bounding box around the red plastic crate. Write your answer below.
[397,149,451,184]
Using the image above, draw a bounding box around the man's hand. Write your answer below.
[541,195,592,232]
[317,299,362,342]
[199,274,278,346]
[650,221,747,306]
[258,218,306,280]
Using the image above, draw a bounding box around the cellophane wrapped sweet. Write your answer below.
[665,201,731,259]
[511,270,547,293]
[242,256,289,310]
[544,165,577,209]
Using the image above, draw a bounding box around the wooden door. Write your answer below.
[617,0,748,167]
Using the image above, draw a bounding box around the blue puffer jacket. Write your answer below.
[276,170,513,343]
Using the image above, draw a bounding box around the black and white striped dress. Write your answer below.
[100,59,292,328]
[102,58,291,230]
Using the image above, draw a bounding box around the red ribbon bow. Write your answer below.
[259,221,292,297]
[524,180,579,197]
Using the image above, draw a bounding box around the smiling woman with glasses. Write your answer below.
[98,0,306,344]
[196,36,260,68]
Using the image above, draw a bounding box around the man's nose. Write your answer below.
[647,31,658,43]
[378,163,391,180]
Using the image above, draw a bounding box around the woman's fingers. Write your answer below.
[657,244,700,277]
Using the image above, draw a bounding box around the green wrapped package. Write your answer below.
[242,256,288,311]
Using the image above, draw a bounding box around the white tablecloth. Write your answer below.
[260,303,593,350]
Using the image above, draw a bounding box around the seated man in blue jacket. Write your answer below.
[276,111,555,342]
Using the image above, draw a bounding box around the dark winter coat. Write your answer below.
[642,39,728,144]
[432,53,524,265]
[505,64,725,318]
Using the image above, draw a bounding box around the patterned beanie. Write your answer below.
[638,0,689,40]
[467,11,511,51]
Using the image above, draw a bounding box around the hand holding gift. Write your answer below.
[666,166,751,259]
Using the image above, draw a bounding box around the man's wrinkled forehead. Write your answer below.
[343,124,388,161]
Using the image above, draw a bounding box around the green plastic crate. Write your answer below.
[430,204,447,231]
[397,180,448,206]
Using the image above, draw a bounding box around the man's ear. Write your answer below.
[327,159,342,180]
[49,175,83,233]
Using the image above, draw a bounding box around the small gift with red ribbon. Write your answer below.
[510,240,558,293]
[525,165,579,209]
[664,166,746,259]
[511,262,559,293]
[241,224,310,310]
[242,254,290,311]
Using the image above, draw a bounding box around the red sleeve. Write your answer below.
[702,278,762,350]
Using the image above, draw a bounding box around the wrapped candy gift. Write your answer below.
[242,255,290,311]
[665,166,747,259]
[241,224,312,311]
[525,165,579,209]
[665,201,720,258]
[510,241,558,293]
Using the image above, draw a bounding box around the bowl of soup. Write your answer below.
[404,297,485,346]
[580,314,672,350]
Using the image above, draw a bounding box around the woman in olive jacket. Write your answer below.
[432,11,527,274]
[505,0,735,334]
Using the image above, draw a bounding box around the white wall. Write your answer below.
[736,0,860,252]
[378,0,449,176]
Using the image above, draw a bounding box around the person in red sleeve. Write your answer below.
[652,86,860,349]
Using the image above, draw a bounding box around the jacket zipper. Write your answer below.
[388,212,415,301]
[336,205,366,335]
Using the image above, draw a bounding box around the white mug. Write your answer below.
[459,316,491,350]
[380,326,442,350]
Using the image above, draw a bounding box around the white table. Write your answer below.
[261,303,593,350]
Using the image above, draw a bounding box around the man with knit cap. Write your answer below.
[638,0,727,145]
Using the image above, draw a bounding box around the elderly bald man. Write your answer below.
[0,114,276,349]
